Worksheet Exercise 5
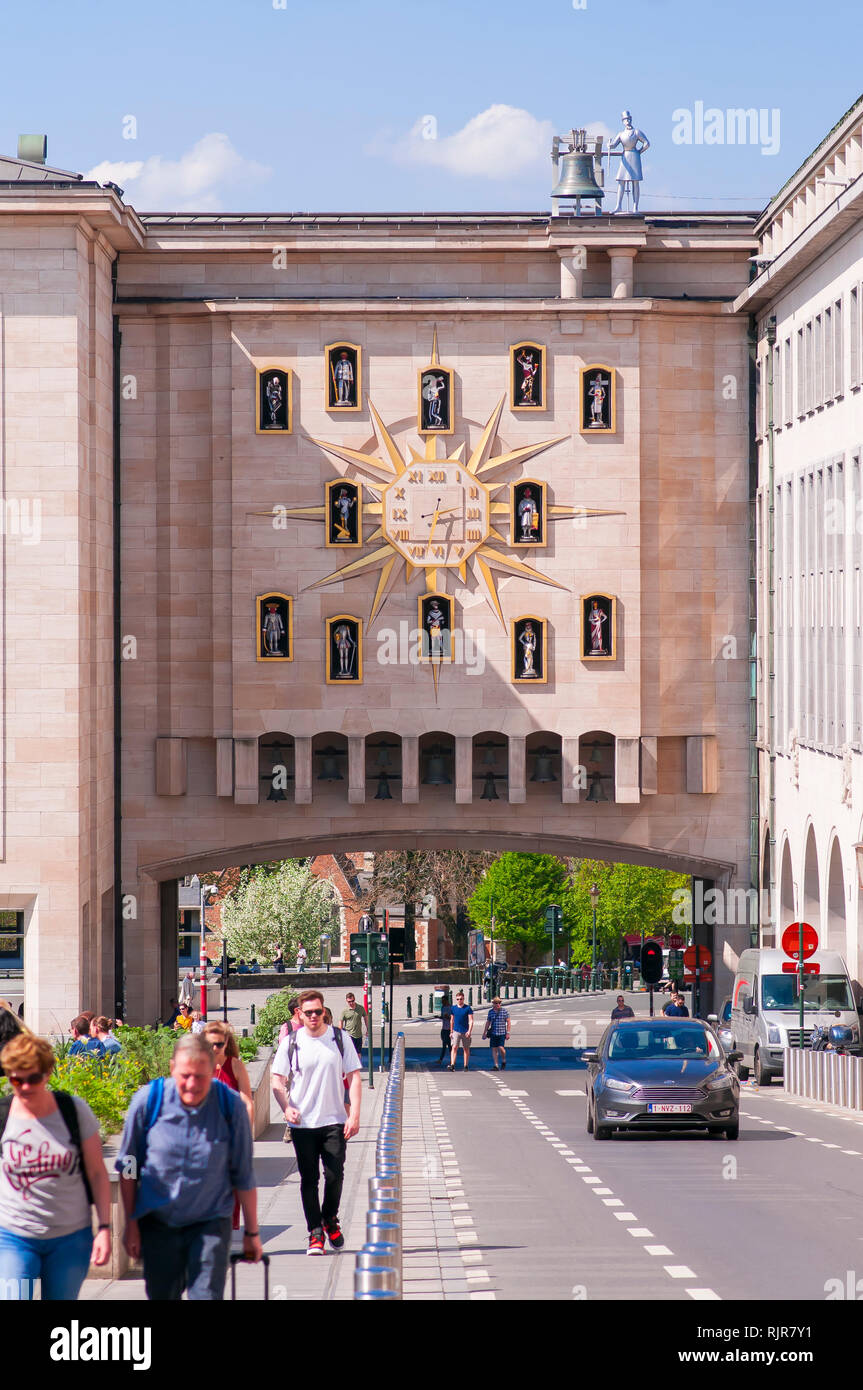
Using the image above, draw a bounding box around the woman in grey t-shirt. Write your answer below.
[0,1033,112,1299]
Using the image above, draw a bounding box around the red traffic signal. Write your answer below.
[641,939,663,985]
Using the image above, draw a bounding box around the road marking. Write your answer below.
[665,1265,697,1279]
[821,1143,841,1149]
[687,1288,721,1301]
[644,1245,673,1256]
[593,1187,614,1195]
[465,1271,490,1283]
[603,1199,624,1207]
[616,1214,640,1224]
[440,1091,472,1098]
[582,1176,603,1184]
[457,1231,478,1243]
[573,1165,592,1172]
[805,1137,823,1143]
[469,1291,496,1300]
[531,1021,550,1026]
[842,1149,861,1155]
[626,1224,651,1233]
[453,1217,474,1227]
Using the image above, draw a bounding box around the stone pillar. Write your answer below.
[559,246,587,298]
[562,736,582,804]
[293,737,312,805]
[614,738,640,803]
[455,737,473,805]
[123,875,162,1026]
[508,736,526,804]
[607,247,637,299]
[640,736,658,795]
[401,737,419,804]
[233,739,259,805]
[686,735,719,794]
[216,738,233,797]
[348,737,366,805]
[155,737,187,796]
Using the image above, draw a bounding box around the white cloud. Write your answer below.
[86,134,270,210]
[381,104,554,180]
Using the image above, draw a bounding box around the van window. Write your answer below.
[761,974,854,1011]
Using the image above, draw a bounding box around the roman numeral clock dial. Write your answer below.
[383,464,490,566]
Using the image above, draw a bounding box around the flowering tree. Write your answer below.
[218,861,339,964]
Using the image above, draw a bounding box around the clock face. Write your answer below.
[382,461,490,568]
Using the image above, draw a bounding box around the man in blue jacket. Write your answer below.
[116,1033,262,1299]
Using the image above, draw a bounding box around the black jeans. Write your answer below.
[291,1124,347,1232]
[139,1213,232,1301]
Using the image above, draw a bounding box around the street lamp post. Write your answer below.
[190,876,214,1021]
[589,882,600,992]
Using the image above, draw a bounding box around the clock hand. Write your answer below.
[420,506,459,518]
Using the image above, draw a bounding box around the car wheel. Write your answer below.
[754,1049,771,1086]
[725,1122,740,1140]
[586,1094,594,1134]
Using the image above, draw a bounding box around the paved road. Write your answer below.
[401,992,863,1302]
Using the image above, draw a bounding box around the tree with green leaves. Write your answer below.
[563,860,690,966]
[218,860,338,964]
[466,853,570,963]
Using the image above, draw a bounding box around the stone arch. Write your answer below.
[473,730,508,804]
[802,822,820,940]
[825,836,846,955]
[779,834,795,945]
[526,731,562,802]
[579,730,616,803]
[365,732,402,804]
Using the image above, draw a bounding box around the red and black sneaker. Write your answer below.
[307,1229,325,1256]
[323,1219,345,1251]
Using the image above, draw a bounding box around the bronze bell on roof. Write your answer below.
[551,151,604,204]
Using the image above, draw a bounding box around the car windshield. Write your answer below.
[761,974,854,1011]
[607,1026,720,1061]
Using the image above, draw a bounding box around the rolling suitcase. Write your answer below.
[229,1251,270,1300]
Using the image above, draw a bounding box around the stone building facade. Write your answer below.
[0,148,757,1029]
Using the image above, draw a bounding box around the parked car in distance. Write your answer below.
[582,1018,741,1142]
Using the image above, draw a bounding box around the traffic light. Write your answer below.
[641,939,663,985]
[388,926,406,963]
[545,905,563,934]
[349,932,389,970]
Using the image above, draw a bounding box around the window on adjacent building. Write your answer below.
[784,337,792,425]
[834,299,844,396]
[851,287,860,390]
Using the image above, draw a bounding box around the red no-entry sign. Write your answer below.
[781,922,818,961]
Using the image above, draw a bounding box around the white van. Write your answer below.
[731,948,862,1085]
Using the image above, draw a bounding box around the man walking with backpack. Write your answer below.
[116,1033,261,1299]
[272,988,362,1255]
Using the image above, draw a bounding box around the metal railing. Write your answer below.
[354,1032,405,1300]
[784,1046,863,1110]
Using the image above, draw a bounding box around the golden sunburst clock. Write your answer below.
[253,354,621,629]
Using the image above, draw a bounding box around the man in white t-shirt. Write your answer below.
[272,988,361,1256]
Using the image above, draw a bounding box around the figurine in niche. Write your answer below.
[518,621,538,678]
[332,351,355,407]
[425,599,448,659]
[587,372,609,428]
[266,375,283,428]
[333,622,358,678]
[518,486,540,543]
[421,371,449,431]
[516,349,539,406]
[588,599,608,655]
[333,486,357,542]
[262,602,286,657]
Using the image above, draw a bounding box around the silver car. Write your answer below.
[583,1018,741,1141]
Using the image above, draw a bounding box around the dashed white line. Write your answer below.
[665,1265,697,1279]
[644,1245,673,1256]
[687,1288,721,1301]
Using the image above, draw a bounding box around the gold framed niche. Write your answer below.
[510,342,547,412]
[256,592,293,663]
[325,478,362,549]
[417,592,455,663]
[579,363,616,434]
[581,592,616,661]
[417,363,455,436]
[324,342,362,413]
[510,478,547,548]
[326,614,363,684]
[511,615,547,684]
[255,364,293,434]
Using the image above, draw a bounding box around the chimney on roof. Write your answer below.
[17,135,47,165]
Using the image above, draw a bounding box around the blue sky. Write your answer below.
[2,0,860,213]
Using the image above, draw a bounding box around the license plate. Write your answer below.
[647,1103,692,1114]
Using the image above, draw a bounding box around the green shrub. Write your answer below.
[237,1036,259,1063]
[113,1025,176,1083]
[49,1055,142,1138]
[253,988,297,1048]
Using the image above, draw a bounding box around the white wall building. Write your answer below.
[738,95,863,981]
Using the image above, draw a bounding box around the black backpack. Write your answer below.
[285,1026,345,1075]
[0,1090,94,1206]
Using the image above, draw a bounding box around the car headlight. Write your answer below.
[706,1072,735,1090]
[767,1025,782,1044]
[604,1076,636,1094]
